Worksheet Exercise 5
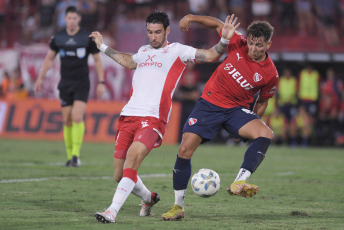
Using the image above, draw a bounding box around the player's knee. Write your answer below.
[260,128,274,140]
[178,144,193,159]
[72,116,83,123]
[63,118,72,126]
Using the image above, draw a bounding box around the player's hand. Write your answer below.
[179,15,191,32]
[221,14,240,41]
[89,31,104,49]
[34,79,42,94]
[96,82,105,98]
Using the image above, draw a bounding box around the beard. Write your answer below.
[151,34,166,49]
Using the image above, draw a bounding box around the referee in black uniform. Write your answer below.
[35,6,105,167]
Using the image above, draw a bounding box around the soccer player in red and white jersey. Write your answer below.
[89,11,240,223]
[162,15,278,220]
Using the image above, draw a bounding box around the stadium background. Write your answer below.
[0,0,343,147]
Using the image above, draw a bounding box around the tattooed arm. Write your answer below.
[194,14,240,63]
[195,40,228,63]
[103,47,137,70]
[89,31,137,70]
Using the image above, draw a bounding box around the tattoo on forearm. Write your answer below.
[104,47,135,69]
[105,47,126,65]
[195,51,207,63]
[105,48,118,59]
[215,41,228,55]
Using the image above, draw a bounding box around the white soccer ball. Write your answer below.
[191,168,220,198]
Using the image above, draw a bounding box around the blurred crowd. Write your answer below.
[261,65,344,147]
[0,0,343,48]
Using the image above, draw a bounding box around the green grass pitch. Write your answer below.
[0,139,343,230]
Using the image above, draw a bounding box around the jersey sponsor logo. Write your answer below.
[59,49,76,58]
[141,120,149,128]
[253,73,263,82]
[223,63,254,90]
[145,55,156,62]
[76,48,86,59]
[138,55,162,68]
[236,53,243,61]
[66,51,76,56]
[188,118,197,126]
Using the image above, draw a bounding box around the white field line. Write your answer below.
[0,174,172,184]
[0,171,295,184]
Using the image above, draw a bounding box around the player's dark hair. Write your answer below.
[247,21,274,42]
[65,6,80,15]
[146,10,170,30]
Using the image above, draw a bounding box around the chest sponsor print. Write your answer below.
[223,63,254,90]
[138,54,163,68]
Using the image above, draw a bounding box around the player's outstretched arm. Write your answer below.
[179,14,224,35]
[195,14,240,63]
[89,31,137,70]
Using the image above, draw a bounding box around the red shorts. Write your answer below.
[114,116,166,159]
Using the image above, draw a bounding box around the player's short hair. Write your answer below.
[247,21,274,42]
[65,6,80,15]
[146,10,170,30]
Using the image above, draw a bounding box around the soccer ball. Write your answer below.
[191,168,220,198]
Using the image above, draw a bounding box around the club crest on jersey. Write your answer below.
[76,48,86,59]
[188,118,197,126]
[253,73,263,82]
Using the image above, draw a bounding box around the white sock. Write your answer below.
[234,168,251,182]
[174,189,186,208]
[131,176,151,204]
[109,177,136,213]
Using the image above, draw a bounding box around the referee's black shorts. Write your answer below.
[58,79,90,107]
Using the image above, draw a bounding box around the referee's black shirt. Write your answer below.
[49,28,99,82]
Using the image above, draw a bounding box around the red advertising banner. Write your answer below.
[0,99,181,144]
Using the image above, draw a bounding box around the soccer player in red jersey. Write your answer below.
[162,15,278,220]
[89,11,239,223]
